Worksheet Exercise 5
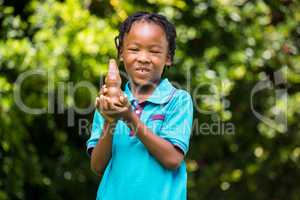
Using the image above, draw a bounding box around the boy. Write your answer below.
[87,11,193,200]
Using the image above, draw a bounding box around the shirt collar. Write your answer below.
[124,78,176,104]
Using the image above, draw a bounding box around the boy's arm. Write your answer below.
[125,112,184,170]
[90,85,117,177]
[90,121,115,177]
[103,93,189,171]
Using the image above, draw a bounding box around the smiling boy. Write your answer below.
[87,12,193,200]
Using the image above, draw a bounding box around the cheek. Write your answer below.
[123,53,136,64]
[123,62,135,76]
[152,56,166,68]
[152,52,168,63]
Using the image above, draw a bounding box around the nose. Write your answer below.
[137,50,150,64]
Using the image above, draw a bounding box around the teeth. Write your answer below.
[137,69,146,72]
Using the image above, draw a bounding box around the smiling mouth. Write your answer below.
[135,67,150,73]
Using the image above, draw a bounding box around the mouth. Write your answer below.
[135,67,151,73]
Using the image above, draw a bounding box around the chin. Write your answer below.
[131,77,159,88]
[131,78,149,86]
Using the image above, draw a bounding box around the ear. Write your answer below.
[165,54,172,67]
[119,48,124,62]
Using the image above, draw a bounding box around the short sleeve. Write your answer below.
[159,90,194,155]
[86,110,105,156]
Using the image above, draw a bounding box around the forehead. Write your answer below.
[124,21,168,47]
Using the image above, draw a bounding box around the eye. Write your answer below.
[150,50,161,54]
[128,48,139,52]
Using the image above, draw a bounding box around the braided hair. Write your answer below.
[114,11,177,66]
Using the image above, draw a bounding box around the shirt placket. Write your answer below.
[129,101,146,136]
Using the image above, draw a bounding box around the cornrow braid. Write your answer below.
[114,11,176,65]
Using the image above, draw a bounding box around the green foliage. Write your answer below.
[0,0,299,199]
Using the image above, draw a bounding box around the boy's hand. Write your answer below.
[95,85,132,122]
[95,84,114,123]
[112,93,132,122]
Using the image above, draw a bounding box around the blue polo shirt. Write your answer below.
[86,78,193,200]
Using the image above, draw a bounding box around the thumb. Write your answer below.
[120,95,129,107]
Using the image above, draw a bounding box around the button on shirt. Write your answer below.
[86,78,194,200]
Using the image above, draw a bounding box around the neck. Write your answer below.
[130,79,161,102]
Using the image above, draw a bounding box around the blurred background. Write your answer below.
[0,0,299,199]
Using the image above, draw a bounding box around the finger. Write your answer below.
[101,84,107,89]
[114,102,121,107]
[98,84,107,96]
[100,95,108,111]
[97,97,102,109]
[119,95,124,103]
[119,96,125,107]
[124,95,129,105]
[104,96,111,111]
[102,87,108,95]
[109,98,121,114]
[113,104,125,111]
[105,97,115,111]
[120,95,129,107]
[99,98,111,119]
[99,95,104,110]
[95,97,100,108]
[97,98,105,114]
[99,88,106,97]
[113,96,123,107]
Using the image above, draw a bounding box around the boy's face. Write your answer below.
[120,21,171,87]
